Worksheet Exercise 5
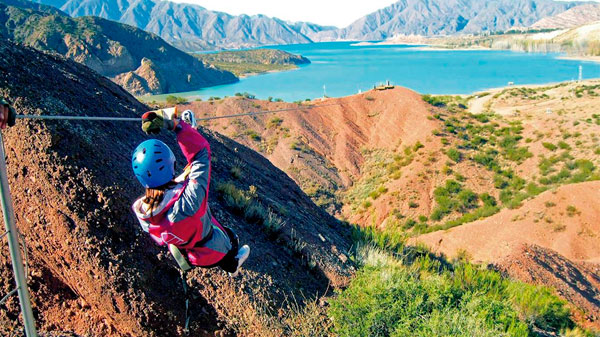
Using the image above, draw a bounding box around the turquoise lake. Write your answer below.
[148,42,600,102]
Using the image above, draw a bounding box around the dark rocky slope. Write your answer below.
[0,39,351,336]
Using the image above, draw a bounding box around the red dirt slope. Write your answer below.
[496,244,600,329]
[185,88,438,186]
[414,181,600,264]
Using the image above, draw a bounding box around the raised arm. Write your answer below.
[167,122,212,222]
[176,122,211,163]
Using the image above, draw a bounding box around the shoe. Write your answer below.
[229,245,250,277]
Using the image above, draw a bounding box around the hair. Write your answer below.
[143,180,177,215]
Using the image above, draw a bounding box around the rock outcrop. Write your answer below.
[0,1,238,95]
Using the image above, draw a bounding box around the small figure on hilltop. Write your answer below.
[131,108,250,276]
[0,97,16,129]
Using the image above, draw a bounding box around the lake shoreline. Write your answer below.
[238,66,300,79]
[557,55,600,63]
[139,41,600,102]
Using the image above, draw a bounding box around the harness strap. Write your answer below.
[169,244,192,271]
[169,223,215,271]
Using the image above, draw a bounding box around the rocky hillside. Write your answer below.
[179,88,438,214]
[32,0,335,51]
[0,39,352,336]
[312,0,579,41]
[0,1,238,95]
[532,3,600,29]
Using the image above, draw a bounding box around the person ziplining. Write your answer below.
[131,108,250,276]
[0,96,337,335]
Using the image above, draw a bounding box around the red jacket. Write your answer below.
[132,122,232,267]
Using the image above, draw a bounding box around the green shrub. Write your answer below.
[413,141,425,152]
[480,193,497,207]
[368,186,388,200]
[447,148,462,162]
[244,129,261,141]
[557,141,571,150]
[542,142,558,151]
[458,190,479,210]
[566,205,580,217]
[230,166,243,179]
[267,116,283,129]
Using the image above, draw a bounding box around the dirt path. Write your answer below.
[468,91,498,114]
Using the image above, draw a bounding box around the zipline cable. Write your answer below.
[14,103,340,122]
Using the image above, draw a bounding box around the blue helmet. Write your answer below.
[132,139,176,188]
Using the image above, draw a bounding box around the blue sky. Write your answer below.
[169,0,398,27]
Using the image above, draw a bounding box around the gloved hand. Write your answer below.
[0,98,16,129]
[141,108,178,134]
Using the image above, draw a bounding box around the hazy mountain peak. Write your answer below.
[332,0,581,40]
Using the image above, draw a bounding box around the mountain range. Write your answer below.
[0,0,237,95]
[327,0,581,41]
[31,0,337,51]
[33,0,586,51]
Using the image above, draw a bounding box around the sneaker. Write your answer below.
[229,245,250,277]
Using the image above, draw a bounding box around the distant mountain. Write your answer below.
[0,1,237,95]
[289,21,338,41]
[314,0,581,41]
[29,0,587,48]
[31,0,335,51]
[532,3,600,29]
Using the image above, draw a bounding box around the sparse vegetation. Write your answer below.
[267,116,283,129]
[245,129,261,141]
[216,182,283,236]
[165,95,188,105]
[543,142,558,151]
[566,205,580,217]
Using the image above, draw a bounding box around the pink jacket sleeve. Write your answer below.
[176,122,211,162]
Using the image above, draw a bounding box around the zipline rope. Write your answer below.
[14,103,340,122]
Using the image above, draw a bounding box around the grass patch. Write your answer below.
[330,243,574,337]
[216,182,284,236]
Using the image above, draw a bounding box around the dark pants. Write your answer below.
[217,248,239,273]
[215,226,239,273]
